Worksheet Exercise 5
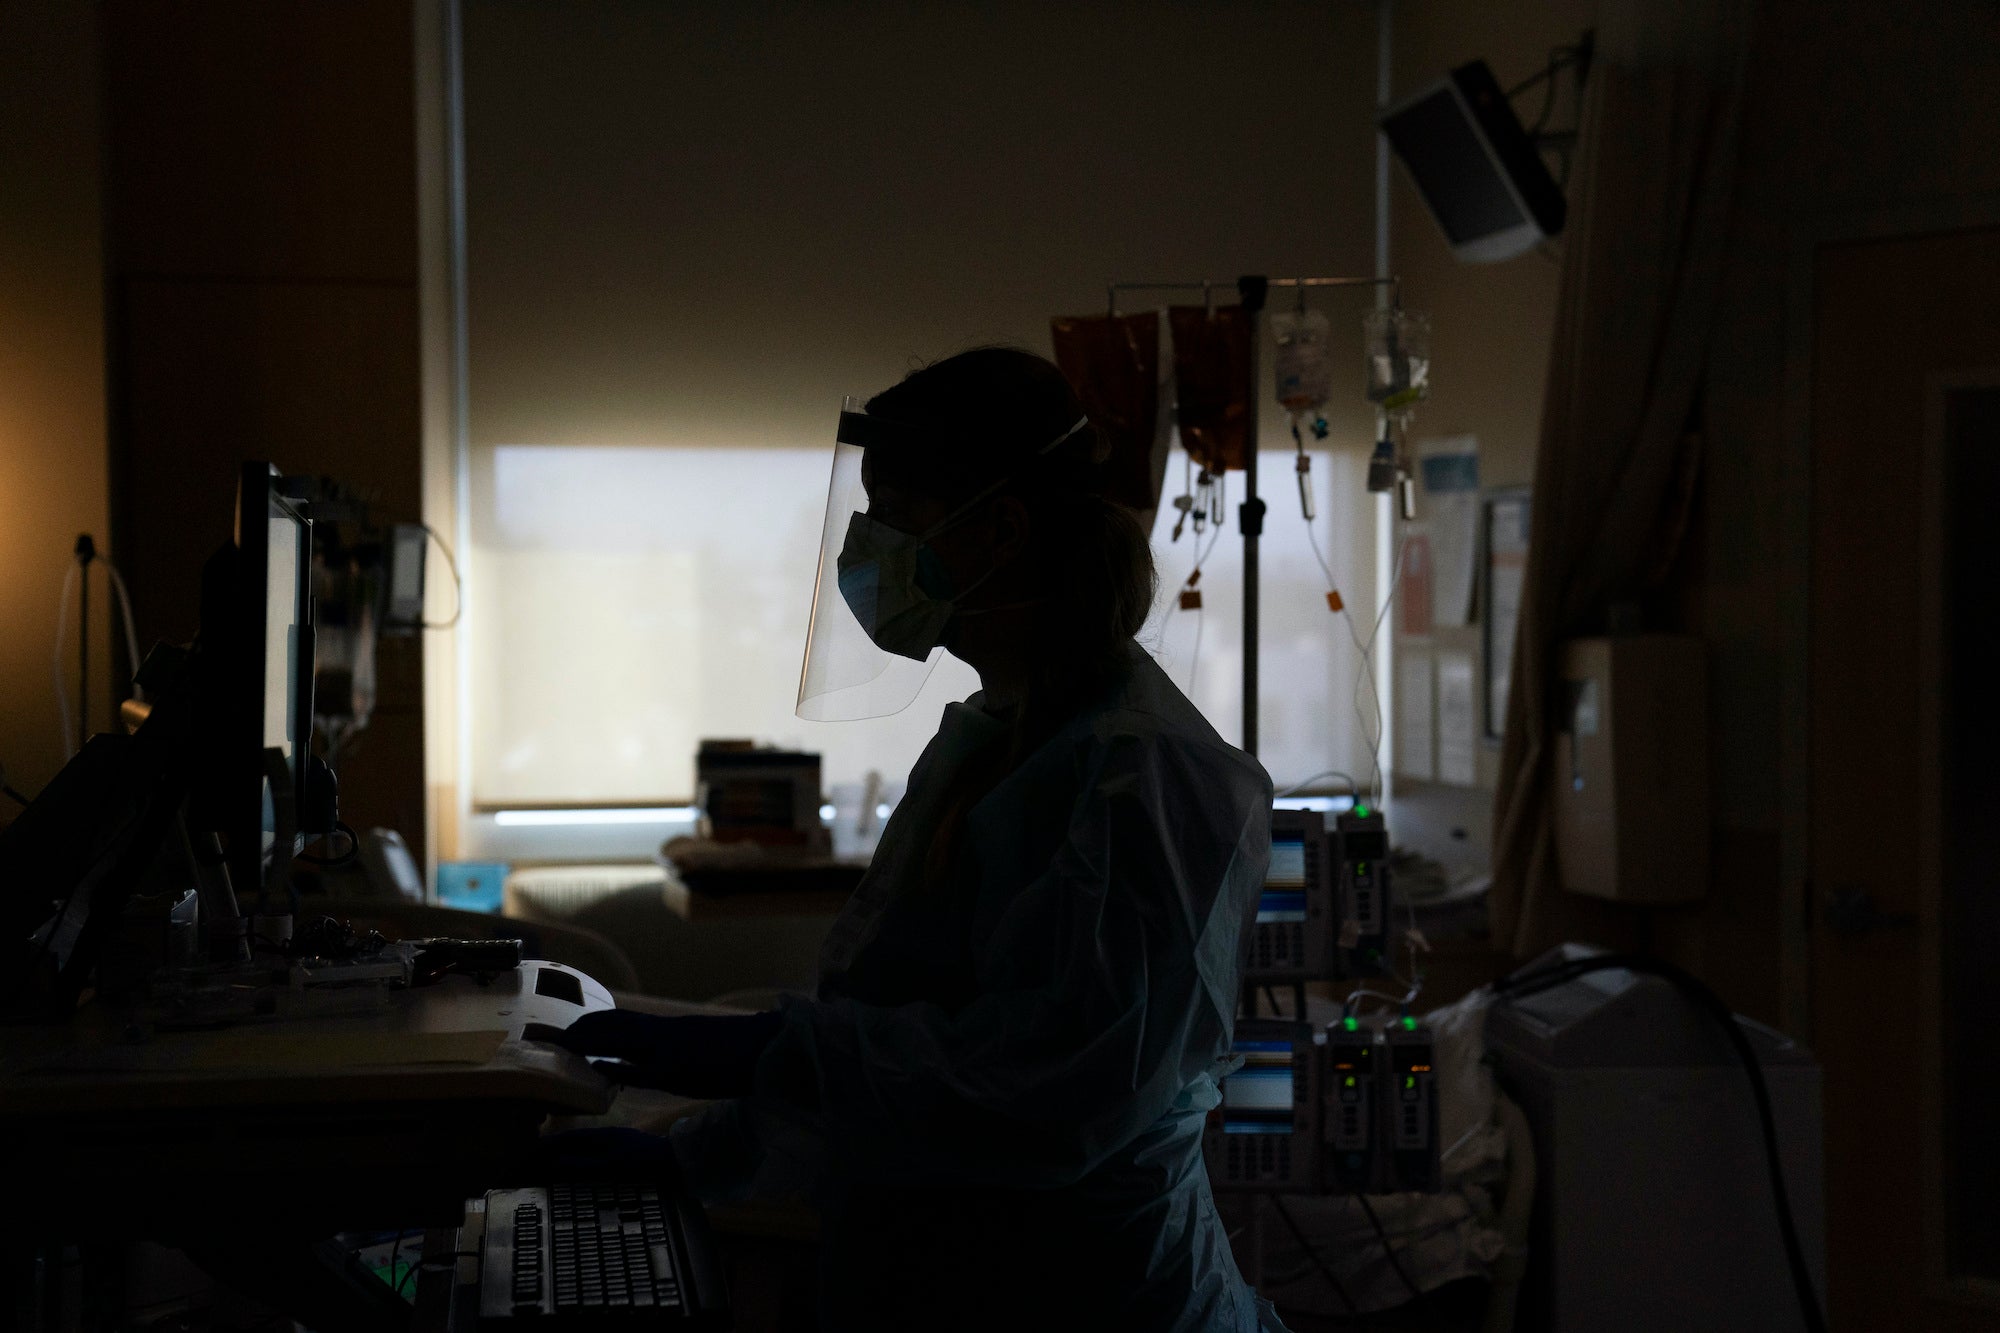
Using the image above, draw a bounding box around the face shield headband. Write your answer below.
[832,409,1091,494]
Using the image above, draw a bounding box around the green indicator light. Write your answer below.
[1354,804,1371,818]
[1405,1076,1415,1090]
[1342,1016,1358,1031]
[1344,1076,1356,1088]
[1403,1016,1417,1030]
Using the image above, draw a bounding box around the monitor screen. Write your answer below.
[1381,86,1527,245]
[264,494,304,768]
[1259,830,1308,923]
[256,486,309,861]
[1223,1039,1295,1135]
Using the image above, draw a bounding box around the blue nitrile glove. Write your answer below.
[549,1009,785,1098]
[516,1126,685,1193]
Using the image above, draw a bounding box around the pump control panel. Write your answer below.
[1207,1016,1444,1199]
[1204,1021,1320,1193]
[1334,806,1395,973]
[1245,810,1334,982]
[1322,1019,1381,1192]
[1382,1018,1442,1193]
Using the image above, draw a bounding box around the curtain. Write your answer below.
[1490,0,1756,955]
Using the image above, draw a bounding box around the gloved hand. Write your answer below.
[547,1008,786,1099]
[514,1126,686,1193]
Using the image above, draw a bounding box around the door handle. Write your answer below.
[1822,887,1919,936]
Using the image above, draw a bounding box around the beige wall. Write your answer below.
[99,0,430,862]
[1,2,433,860]
[462,1,1385,457]
[0,1,111,800]
[1385,0,1598,875]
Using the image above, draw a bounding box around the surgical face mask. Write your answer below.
[835,508,990,662]
[830,415,1091,660]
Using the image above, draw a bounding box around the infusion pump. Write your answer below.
[1204,1016,1441,1196]
[1204,1020,1321,1192]
[1244,806,1396,984]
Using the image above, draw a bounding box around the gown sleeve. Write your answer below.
[749,730,1273,1190]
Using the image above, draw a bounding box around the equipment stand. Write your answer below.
[1237,276,1268,754]
[1105,274,1396,761]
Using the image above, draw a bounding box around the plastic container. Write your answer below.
[1272,309,1334,411]
[1364,307,1432,418]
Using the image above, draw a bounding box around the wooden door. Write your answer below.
[1810,226,2000,1332]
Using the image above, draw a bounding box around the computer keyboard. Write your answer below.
[478,1182,726,1328]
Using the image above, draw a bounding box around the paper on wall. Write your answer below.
[1398,525,1433,638]
[1437,651,1478,786]
[1485,491,1531,738]
[1396,650,1435,781]
[1418,436,1480,629]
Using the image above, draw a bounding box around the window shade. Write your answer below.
[463,0,1385,804]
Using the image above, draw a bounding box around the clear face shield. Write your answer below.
[795,397,951,721]
[795,398,1091,722]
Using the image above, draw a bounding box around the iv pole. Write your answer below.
[1106,274,1399,759]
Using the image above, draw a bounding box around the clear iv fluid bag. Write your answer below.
[1272,309,1334,412]
[1365,307,1431,418]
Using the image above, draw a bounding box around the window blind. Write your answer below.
[463,0,1385,803]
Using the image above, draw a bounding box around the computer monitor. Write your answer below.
[1379,60,1566,263]
[1,464,322,1006]
[223,462,315,904]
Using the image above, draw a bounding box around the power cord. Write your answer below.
[1178,475,1227,696]
[1269,1195,1359,1315]
[1275,770,1357,800]
[0,759,30,808]
[419,522,464,631]
[379,1227,435,1298]
[50,540,146,762]
[1491,952,1829,1333]
[1355,1193,1429,1310]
